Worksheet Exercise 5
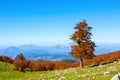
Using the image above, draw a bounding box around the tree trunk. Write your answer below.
[79,58,84,68]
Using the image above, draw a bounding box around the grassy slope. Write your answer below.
[0,61,120,80]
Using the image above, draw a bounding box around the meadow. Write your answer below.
[0,60,120,80]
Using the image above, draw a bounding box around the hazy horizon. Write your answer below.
[1,42,120,48]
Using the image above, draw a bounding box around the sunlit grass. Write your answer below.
[0,61,120,80]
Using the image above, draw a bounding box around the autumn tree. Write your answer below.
[70,20,96,68]
[13,54,28,72]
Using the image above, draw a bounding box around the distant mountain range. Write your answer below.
[0,43,120,61]
[0,45,72,61]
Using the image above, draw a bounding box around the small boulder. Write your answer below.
[111,73,120,80]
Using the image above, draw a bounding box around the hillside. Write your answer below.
[0,61,120,80]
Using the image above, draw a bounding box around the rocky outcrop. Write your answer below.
[111,73,120,80]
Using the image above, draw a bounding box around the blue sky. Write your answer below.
[0,0,120,46]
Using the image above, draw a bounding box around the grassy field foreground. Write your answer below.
[0,61,120,80]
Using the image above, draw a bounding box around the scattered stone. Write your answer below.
[107,66,118,72]
[103,71,110,75]
[82,74,88,77]
[93,72,101,75]
[111,73,120,80]
[99,65,103,68]
[104,75,109,77]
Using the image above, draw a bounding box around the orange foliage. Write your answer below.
[44,61,55,70]
[0,55,14,64]
[70,20,96,68]
[13,59,28,72]
[1,50,120,72]
[13,54,28,72]
[28,60,45,71]
[83,50,120,66]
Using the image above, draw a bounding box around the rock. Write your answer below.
[82,74,88,77]
[103,71,110,75]
[111,73,120,80]
[107,66,118,72]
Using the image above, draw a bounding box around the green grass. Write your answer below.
[0,61,120,80]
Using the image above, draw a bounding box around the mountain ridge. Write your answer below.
[0,43,120,61]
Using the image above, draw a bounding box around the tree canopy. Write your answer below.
[70,20,96,68]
